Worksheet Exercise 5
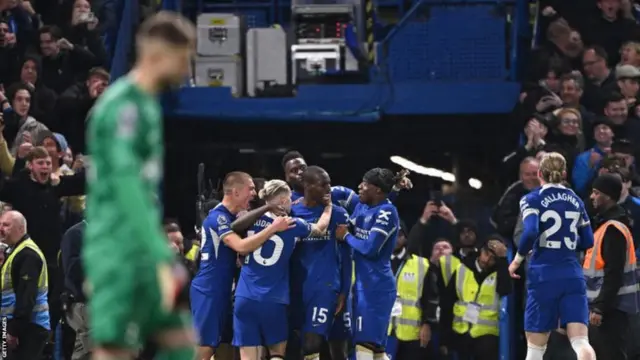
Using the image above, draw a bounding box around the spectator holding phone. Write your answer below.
[62,0,108,68]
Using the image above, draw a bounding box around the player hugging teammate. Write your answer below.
[191,160,410,360]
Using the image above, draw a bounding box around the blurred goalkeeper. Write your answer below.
[83,11,197,360]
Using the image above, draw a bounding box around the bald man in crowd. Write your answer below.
[0,210,51,359]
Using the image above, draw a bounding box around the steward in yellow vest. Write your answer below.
[439,238,511,360]
[0,211,51,359]
[387,235,438,360]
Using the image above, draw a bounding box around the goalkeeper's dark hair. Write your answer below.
[281,151,304,169]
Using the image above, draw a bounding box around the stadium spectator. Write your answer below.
[583,0,639,66]
[502,117,548,180]
[582,46,617,111]
[2,82,49,156]
[559,73,596,129]
[492,157,540,243]
[544,107,585,175]
[406,199,459,259]
[615,65,640,105]
[603,92,640,145]
[62,0,108,67]
[0,19,20,88]
[572,117,614,196]
[60,219,90,360]
[56,67,109,154]
[16,54,58,127]
[38,25,99,93]
[620,41,640,67]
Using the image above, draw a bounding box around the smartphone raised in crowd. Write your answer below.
[430,190,442,207]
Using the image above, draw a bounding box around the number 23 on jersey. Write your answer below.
[539,210,581,250]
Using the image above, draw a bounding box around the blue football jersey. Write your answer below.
[191,204,238,294]
[348,199,399,292]
[519,184,593,284]
[235,214,313,304]
[290,203,351,294]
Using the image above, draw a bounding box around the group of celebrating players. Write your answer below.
[190,151,413,360]
[81,8,635,360]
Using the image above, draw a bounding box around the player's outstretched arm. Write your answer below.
[223,216,294,255]
[309,197,333,236]
[341,206,398,258]
[230,204,275,234]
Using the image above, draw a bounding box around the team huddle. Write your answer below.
[190,153,412,360]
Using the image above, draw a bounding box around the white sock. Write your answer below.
[570,336,596,360]
[355,345,374,360]
[303,354,320,360]
[525,342,547,360]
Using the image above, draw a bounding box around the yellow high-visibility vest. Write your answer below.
[388,255,430,340]
[1,238,50,330]
[451,264,499,338]
[439,254,461,287]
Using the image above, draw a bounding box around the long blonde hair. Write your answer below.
[258,179,291,200]
[539,152,566,184]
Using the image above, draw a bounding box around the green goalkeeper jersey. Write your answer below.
[84,76,172,266]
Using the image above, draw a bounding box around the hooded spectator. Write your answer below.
[15,54,57,127]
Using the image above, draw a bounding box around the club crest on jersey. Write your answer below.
[217,215,228,225]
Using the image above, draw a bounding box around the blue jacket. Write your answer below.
[572,146,607,196]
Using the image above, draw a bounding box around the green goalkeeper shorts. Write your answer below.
[87,260,191,349]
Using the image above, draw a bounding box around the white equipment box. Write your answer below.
[194,56,244,96]
[246,28,288,97]
[291,44,343,83]
[197,13,245,57]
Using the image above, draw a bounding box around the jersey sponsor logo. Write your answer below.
[378,210,392,221]
[117,103,138,138]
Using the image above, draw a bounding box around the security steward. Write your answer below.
[0,210,50,359]
[387,221,438,360]
[585,173,640,360]
[439,236,511,360]
[438,219,479,288]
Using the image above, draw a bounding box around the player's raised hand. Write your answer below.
[335,224,349,241]
[508,260,521,279]
[270,216,295,232]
